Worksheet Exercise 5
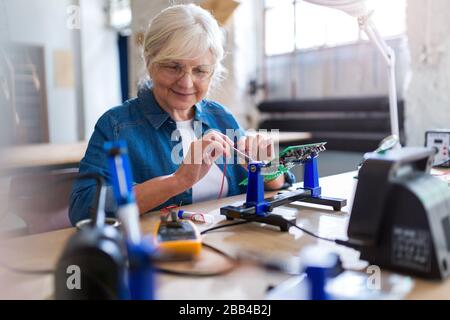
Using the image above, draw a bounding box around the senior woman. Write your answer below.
[69,4,294,225]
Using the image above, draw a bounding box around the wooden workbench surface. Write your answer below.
[0,142,88,172]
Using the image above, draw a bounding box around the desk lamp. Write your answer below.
[303,0,401,145]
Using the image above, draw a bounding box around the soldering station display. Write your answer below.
[425,130,450,168]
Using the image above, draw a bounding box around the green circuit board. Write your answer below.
[278,142,327,165]
[239,142,327,186]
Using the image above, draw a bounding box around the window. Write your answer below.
[265,0,295,55]
[106,0,132,34]
[265,0,407,55]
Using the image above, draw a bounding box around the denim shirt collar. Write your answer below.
[137,82,211,130]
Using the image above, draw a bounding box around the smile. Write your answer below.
[171,89,196,96]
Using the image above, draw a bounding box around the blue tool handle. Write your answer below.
[126,239,155,300]
[305,266,329,300]
[105,140,141,244]
[105,140,135,206]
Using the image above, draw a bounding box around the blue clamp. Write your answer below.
[245,162,270,216]
[303,156,322,197]
[302,248,340,300]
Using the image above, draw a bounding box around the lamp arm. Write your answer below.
[358,15,392,65]
[359,15,400,140]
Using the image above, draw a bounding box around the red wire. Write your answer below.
[218,157,227,199]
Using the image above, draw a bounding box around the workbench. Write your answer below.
[1,171,450,300]
[0,142,88,173]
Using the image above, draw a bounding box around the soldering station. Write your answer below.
[343,147,450,280]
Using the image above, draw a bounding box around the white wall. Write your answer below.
[404,0,450,146]
[4,0,78,143]
[79,0,122,138]
[129,0,169,97]
[4,0,121,143]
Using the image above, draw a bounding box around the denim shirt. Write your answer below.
[69,85,295,226]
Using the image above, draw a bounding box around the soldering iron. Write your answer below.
[105,141,155,300]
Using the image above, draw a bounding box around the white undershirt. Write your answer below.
[176,120,229,202]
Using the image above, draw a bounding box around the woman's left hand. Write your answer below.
[236,134,275,163]
[237,134,285,190]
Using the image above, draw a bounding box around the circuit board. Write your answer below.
[239,142,327,186]
[278,142,327,164]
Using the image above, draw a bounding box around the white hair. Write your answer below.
[143,4,227,85]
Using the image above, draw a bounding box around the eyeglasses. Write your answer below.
[156,62,215,82]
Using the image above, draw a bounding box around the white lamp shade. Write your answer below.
[302,0,369,17]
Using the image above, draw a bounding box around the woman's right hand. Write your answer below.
[174,130,232,189]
